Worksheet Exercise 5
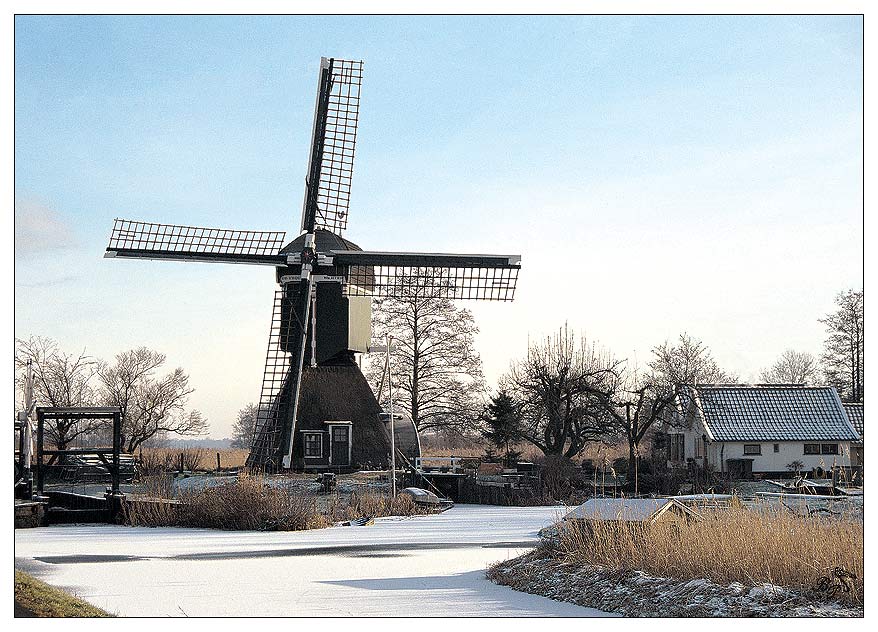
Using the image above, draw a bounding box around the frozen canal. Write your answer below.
[15,504,613,617]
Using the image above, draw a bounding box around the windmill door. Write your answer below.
[329,424,351,467]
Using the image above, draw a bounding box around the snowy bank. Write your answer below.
[487,548,862,617]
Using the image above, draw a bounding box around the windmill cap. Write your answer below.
[280,228,364,254]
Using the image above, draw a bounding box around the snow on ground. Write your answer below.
[488,549,863,618]
[15,504,613,617]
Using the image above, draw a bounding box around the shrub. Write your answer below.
[176,475,327,531]
[540,455,584,499]
[137,450,177,476]
[179,447,205,471]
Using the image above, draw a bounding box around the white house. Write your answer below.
[660,384,860,477]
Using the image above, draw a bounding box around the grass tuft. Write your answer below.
[15,570,114,618]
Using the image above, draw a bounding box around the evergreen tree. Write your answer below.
[481,390,522,466]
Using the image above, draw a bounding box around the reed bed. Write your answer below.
[137,448,250,474]
[553,500,863,602]
[325,490,432,522]
[124,474,430,531]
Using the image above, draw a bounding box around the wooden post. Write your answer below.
[111,411,121,496]
[106,409,125,524]
[36,410,45,496]
[179,452,184,474]
[216,452,221,471]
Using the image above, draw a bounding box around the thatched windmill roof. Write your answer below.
[296,364,391,470]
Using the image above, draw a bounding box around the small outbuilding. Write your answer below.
[563,497,701,525]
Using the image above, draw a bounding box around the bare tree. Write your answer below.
[230,403,258,449]
[502,325,619,459]
[99,347,207,452]
[367,274,486,434]
[648,333,735,386]
[599,333,735,491]
[759,349,818,384]
[820,289,863,402]
[14,336,101,450]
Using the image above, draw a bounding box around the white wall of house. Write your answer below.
[668,420,852,473]
[709,441,852,473]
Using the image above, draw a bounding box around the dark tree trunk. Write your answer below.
[626,439,638,492]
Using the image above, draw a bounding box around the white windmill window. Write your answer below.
[303,432,323,458]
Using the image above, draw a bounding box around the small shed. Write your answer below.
[563,497,700,525]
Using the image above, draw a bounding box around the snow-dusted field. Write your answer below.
[15,504,613,617]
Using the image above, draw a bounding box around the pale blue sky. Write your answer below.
[14,15,863,438]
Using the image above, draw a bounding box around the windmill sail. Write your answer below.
[105,219,287,266]
[247,291,295,470]
[301,58,363,235]
[333,250,521,301]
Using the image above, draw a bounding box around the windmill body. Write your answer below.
[104,57,521,472]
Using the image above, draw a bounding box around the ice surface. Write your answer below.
[15,504,612,617]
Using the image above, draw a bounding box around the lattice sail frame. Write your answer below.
[107,219,286,258]
[346,264,519,301]
[309,58,363,234]
[246,291,295,470]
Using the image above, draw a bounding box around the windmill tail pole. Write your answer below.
[386,334,396,496]
[282,234,316,470]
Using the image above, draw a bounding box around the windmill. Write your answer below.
[105,57,521,472]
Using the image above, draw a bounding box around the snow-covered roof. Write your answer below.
[671,494,734,501]
[400,487,440,504]
[691,385,859,442]
[563,497,696,523]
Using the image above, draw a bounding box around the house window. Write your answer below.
[773,444,780,453]
[303,432,323,458]
[668,434,685,462]
[694,437,704,458]
[821,444,839,455]
[743,444,761,455]
[804,444,820,455]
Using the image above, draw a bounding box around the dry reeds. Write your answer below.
[325,490,431,522]
[122,474,181,527]
[123,473,327,530]
[178,475,328,531]
[123,475,430,531]
[553,500,863,602]
[137,448,250,475]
